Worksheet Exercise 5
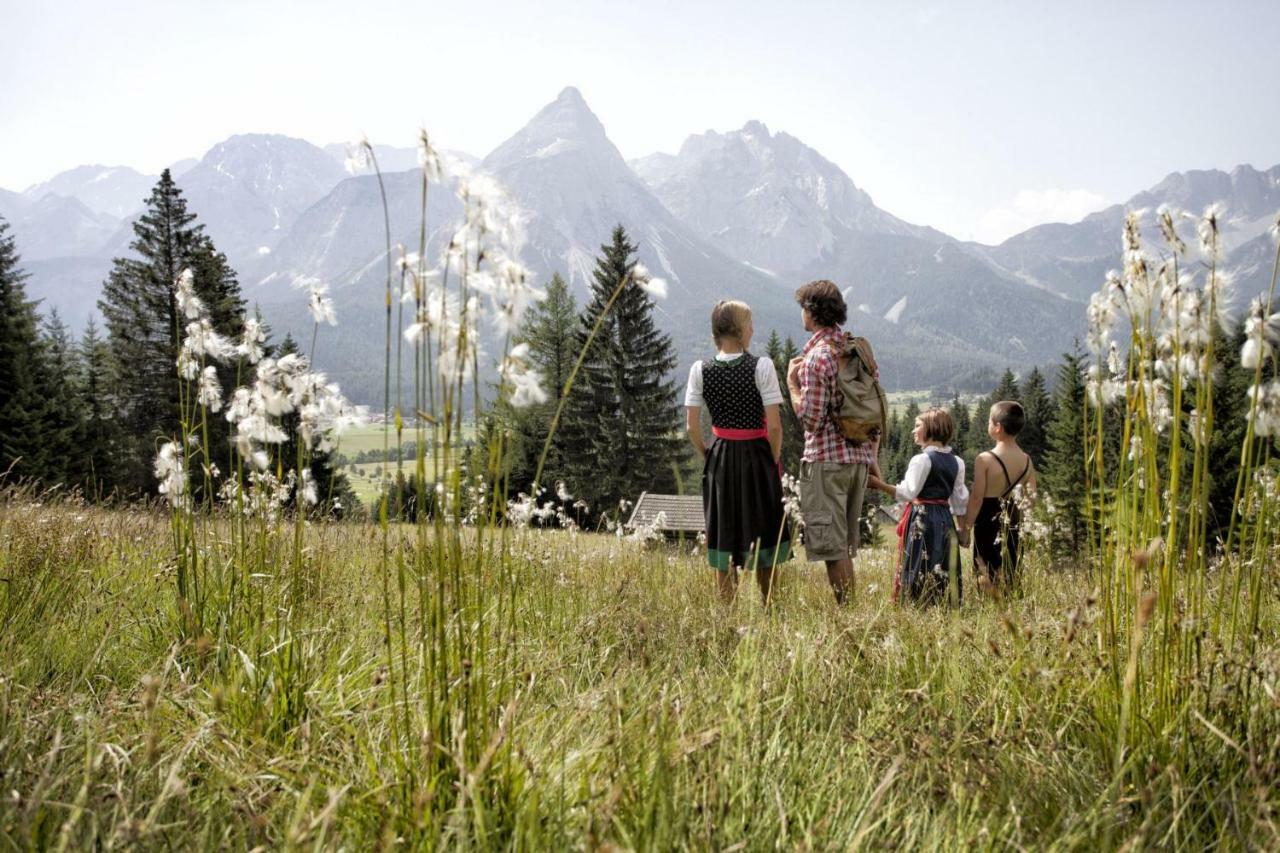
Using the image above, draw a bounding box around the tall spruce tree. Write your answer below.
[889,399,922,480]
[98,170,246,495]
[503,273,579,492]
[561,226,682,521]
[1042,346,1088,555]
[992,368,1020,405]
[765,331,804,474]
[950,393,971,459]
[39,311,85,487]
[77,318,118,497]
[0,218,50,483]
[1019,366,1052,464]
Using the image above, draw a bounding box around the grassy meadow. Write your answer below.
[1,496,1276,850]
[2,145,1275,851]
[335,425,475,505]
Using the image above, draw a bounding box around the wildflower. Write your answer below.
[1156,204,1186,255]
[556,481,572,502]
[1107,342,1123,377]
[174,268,204,320]
[502,344,547,408]
[238,317,266,364]
[1086,365,1124,406]
[490,257,545,335]
[637,276,668,300]
[1247,381,1280,437]
[1241,296,1280,369]
[301,279,337,326]
[344,136,372,174]
[197,366,223,412]
[1087,284,1119,352]
[1122,209,1144,265]
[154,441,187,507]
[299,468,318,506]
[630,263,667,299]
[1197,202,1225,262]
[507,492,536,528]
[1201,267,1235,332]
[418,129,442,183]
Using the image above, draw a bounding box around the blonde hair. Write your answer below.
[711,300,752,347]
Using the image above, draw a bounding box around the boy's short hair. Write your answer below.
[918,407,955,445]
[710,300,752,346]
[990,400,1026,436]
[794,279,848,328]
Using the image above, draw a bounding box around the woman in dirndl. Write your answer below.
[685,300,792,603]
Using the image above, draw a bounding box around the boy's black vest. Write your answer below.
[701,354,765,430]
[919,447,958,500]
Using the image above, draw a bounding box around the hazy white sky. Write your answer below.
[3,0,1278,243]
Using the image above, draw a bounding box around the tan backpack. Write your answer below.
[824,334,888,445]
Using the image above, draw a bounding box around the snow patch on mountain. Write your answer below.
[884,296,908,324]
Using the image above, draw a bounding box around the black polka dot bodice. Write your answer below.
[702,354,765,430]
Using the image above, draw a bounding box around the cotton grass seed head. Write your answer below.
[344,135,372,174]
[1197,202,1226,262]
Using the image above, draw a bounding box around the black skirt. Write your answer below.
[702,437,792,570]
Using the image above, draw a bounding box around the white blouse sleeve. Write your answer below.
[950,457,969,517]
[684,361,704,408]
[894,453,931,504]
[755,357,784,406]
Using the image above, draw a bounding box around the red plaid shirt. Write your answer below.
[795,327,879,465]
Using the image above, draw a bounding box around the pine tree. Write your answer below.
[501,273,579,493]
[77,318,118,497]
[992,368,1020,404]
[966,392,992,455]
[950,393,971,459]
[98,170,246,495]
[561,226,682,521]
[779,336,805,472]
[38,311,85,487]
[1042,346,1088,555]
[889,400,922,480]
[1019,366,1052,465]
[0,218,50,483]
[764,331,804,474]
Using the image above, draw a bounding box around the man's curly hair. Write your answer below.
[794,279,847,328]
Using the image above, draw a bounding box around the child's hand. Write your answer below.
[956,525,971,548]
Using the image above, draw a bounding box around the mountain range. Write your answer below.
[4,86,1277,403]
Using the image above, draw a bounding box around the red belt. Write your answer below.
[712,426,768,440]
[893,498,951,603]
[711,425,781,475]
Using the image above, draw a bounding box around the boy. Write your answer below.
[960,400,1037,588]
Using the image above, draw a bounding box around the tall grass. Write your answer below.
[1082,206,1280,845]
[1,154,1278,848]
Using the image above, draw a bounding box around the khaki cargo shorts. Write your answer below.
[799,460,869,562]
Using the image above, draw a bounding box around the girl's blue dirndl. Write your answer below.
[893,448,962,606]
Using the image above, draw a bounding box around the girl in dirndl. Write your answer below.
[685,300,792,603]
[868,407,969,606]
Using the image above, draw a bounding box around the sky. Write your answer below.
[2,0,1278,244]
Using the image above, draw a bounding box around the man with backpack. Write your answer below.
[786,280,886,604]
